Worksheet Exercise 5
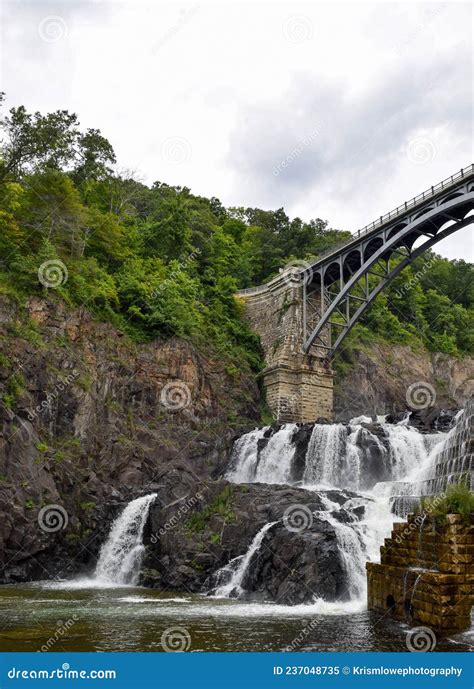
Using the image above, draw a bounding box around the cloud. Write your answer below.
[1,0,472,258]
[225,47,472,218]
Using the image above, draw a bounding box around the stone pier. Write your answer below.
[367,513,474,633]
[236,271,334,423]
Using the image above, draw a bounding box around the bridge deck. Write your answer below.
[238,163,474,297]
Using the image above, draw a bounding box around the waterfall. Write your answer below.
[226,425,298,485]
[254,424,297,484]
[226,427,268,483]
[381,422,431,479]
[94,493,157,585]
[316,494,367,599]
[302,424,347,487]
[221,413,460,605]
[213,521,277,598]
[407,408,469,492]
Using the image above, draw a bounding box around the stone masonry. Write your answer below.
[236,271,334,423]
[367,513,474,633]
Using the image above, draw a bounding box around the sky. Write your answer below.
[1,0,473,260]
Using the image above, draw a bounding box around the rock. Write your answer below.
[334,342,473,420]
[385,408,459,433]
[141,471,350,603]
[0,297,260,583]
[240,518,345,603]
[290,424,313,482]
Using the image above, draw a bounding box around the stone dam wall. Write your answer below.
[367,513,474,633]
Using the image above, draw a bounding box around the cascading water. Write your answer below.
[302,424,347,487]
[381,422,431,479]
[226,427,268,483]
[315,494,367,599]
[222,414,454,606]
[226,425,298,484]
[407,408,469,491]
[254,424,298,484]
[94,493,157,585]
[213,522,277,598]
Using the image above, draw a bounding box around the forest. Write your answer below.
[0,96,472,375]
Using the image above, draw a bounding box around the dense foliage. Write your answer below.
[0,97,472,374]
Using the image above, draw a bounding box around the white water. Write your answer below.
[407,409,466,486]
[303,424,347,487]
[224,417,452,606]
[381,422,431,479]
[213,521,277,597]
[254,424,298,484]
[227,425,298,484]
[94,493,157,586]
[226,427,268,483]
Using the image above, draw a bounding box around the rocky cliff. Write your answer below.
[0,296,472,600]
[335,341,473,421]
[0,295,259,582]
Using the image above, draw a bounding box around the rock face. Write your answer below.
[236,518,345,603]
[334,342,474,421]
[0,295,472,605]
[142,473,358,604]
[0,296,259,582]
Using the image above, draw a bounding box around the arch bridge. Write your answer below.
[237,164,474,423]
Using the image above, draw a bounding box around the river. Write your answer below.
[0,583,472,652]
[1,412,472,654]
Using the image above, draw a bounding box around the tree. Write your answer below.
[0,96,115,184]
[71,128,116,183]
[0,104,78,182]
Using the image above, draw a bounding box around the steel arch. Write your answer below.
[303,190,474,356]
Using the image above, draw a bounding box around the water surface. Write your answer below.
[0,583,471,653]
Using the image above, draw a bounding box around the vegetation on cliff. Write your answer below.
[0,96,472,379]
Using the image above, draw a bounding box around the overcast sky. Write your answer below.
[1,0,473,260]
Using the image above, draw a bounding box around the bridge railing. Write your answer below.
[313,163,474,264]
[237,164,473,294]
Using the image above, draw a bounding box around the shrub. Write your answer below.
[420,480,474,525]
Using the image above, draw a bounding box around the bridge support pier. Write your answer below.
[262,357,334,423]
[237,271,334,423]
